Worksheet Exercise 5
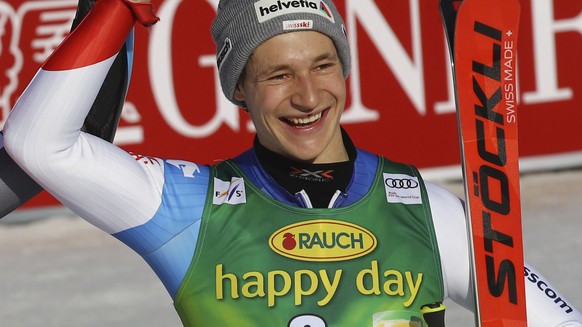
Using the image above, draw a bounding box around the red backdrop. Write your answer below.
[1,0,580,209]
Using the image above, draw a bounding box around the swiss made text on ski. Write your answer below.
[440,0,526,326]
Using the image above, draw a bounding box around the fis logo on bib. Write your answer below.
[254,0,335,24]
[269,219,377,262]
[383,173,422,205]
[213,177,246,205]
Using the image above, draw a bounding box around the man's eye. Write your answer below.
[269,74,288,80]
[315,63,334,71]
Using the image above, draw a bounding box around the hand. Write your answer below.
[121,0,159,26]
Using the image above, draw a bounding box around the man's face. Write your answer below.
[235,31,347,164]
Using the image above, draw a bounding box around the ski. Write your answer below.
[72,0,133,142]
[440,0,526,326]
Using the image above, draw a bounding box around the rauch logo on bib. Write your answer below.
[269,219,377,262]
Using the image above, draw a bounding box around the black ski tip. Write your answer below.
[71,0,97,31]
[440,0,463,54]
[82,45,129,142]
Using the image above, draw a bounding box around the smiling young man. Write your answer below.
[4,0,582,326]
[234,31,348,164]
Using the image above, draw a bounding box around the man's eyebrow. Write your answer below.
[314,52,340,62]
[269,52,339,70]
[251,51,340,77]
[253,63,293,79]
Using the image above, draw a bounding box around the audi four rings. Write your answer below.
[384,178,419,189]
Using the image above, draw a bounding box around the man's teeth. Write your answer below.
[287,112,322,125]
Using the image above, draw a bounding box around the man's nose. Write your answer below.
[290,75,320,111]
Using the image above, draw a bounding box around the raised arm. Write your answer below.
[3,0,161,233]
[0,0,132,219]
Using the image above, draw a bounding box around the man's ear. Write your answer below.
[234,83,246,103]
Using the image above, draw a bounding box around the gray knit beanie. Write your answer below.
[211,0,351,107]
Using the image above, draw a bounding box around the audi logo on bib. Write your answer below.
[383,173,422,205]
[384,177,419,190]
